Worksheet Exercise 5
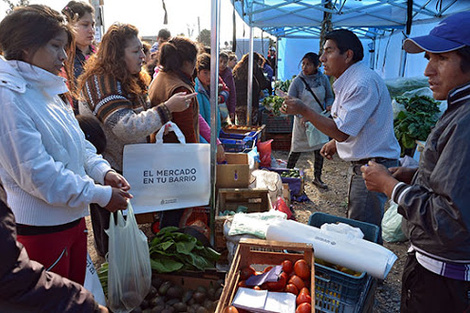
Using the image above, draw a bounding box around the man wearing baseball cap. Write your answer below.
[361,11,470,312]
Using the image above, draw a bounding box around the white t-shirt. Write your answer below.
[331,62,400,161]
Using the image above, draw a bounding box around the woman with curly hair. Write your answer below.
[78,23,195,256]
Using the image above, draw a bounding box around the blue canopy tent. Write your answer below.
[206,0,470,244]
[230,0,470,80]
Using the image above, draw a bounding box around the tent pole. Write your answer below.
[247,26,254,126]
[399,33,407,77]
[209,0,220,247]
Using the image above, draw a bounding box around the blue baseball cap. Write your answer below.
[403,11,470,54]
[150,42,159,53]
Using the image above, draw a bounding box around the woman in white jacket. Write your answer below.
[0,5,131,285]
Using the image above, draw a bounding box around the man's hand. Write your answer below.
[280,96,308,116]
[104,171,131,191]
[320,140,337,160]
[360,161,399,197]
[389,166,417,184]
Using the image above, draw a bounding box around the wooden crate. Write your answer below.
[215,238,315,313]
[215,188,271,250]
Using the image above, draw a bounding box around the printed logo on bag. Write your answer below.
[142,168,197,184]
[161,198,177,205]
[315,236,337,246]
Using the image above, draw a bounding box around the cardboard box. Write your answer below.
[282,183,291,208]
[216,153,250,188]
[215,238,315,313]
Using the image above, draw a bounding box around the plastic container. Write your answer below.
[308,212,379,313]
[220,137,256,153]
[261,111,294,133]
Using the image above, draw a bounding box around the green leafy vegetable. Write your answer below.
[262,95,285,116]
[148,227,220,273]
[393,95,440,154]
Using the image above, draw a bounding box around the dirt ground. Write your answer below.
[86,149,407,312]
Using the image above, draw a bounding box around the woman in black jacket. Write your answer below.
[233,52,271,125]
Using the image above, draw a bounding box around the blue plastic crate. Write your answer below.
[308,212,379,313]
[220,138,255,153]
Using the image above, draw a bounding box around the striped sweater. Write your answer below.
[79,74,171,171]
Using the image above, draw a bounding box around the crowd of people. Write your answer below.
[0,1,469,312]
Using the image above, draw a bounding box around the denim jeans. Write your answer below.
[347,158,399,243]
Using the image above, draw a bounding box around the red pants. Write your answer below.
[17,218,87,285]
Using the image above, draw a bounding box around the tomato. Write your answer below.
[224,305,239,313]
[285,283,299,295]
[296,292,312,305]
[294,259,310,280]
[240,266,256,280]
[263,266,274,273]
[282,259,293,274]
[265,272,288,291]
[288,275,305,290]
[295,302,312,313]
[298,287,310,295]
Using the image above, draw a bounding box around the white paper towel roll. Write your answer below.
[266,219,397,279]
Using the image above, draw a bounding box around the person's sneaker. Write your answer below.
[313,177,328,189]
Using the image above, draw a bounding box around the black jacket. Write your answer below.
[394,82,470,261]
[0,186,101,313]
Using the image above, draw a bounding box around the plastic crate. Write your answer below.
[220,137,255,152]
[261,111,294,133]
[265,168,304,196]
[264,132,292,151]
[308,212,379,313]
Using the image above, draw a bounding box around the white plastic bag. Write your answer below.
[382,201,407,243]
[106,202,151,313]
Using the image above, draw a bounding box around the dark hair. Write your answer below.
[159,36,198,73]
[196,53,211,72]
[157,28,171,40]
[76,115,107,154]
[325,29,364,63]
[233,52,261,79]
[78,23,149,96]
[456,46,470,74]
[142,41,151,55]
[301,52,320,68]
[219,51,229,62]
[62,1,94,23]
[0,5,73,62]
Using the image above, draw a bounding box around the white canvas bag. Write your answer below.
[123,122,210,214]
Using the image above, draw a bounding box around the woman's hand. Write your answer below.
[104,171,130,191]
[105,188,133,212]
[165,92,197,113]
[320,140,337,160]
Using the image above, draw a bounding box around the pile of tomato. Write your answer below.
[224,259,313,313]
